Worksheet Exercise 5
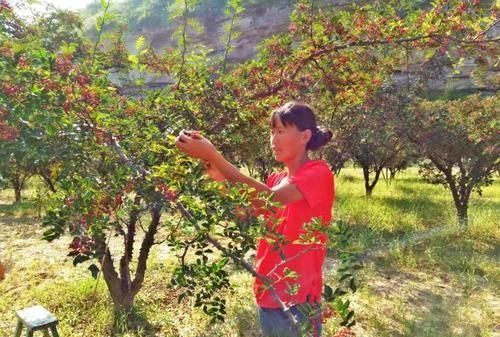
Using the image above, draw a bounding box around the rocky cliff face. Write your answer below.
[119,1,496,93]
[127,1,357,62]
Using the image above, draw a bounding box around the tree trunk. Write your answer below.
[456,183,471,227]
[363,166,382,197]
[446,175,470,227]
[14,186,21,203]
[99,247,133,310]
[456,203,468,227]
[257,158,269,182]
[389,169,396,180]
[131,206,161,295]
[363,166,371,197]
[366,186,373,197]
[100,256,137,312]
[11,177,22,203]
[9,172,31,203]
[98,203,161,313]
[39,172,57,192]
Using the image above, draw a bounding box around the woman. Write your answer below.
[175,102,334,337]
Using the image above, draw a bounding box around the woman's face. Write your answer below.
[270,117,311,163]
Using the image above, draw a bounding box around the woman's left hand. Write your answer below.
[175,130,217,161]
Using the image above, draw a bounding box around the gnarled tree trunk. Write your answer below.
[98,202,162,312]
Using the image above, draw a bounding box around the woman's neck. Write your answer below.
[286,153,311,176]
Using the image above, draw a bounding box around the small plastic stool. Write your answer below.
[14,305,60,337]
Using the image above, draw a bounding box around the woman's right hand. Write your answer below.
[175,130,218,162]
[203,160,226,182]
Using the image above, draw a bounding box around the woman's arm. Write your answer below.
[203,161,226,182]
[175,131,304,205]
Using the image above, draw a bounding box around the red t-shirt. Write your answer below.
[253,160,335,308]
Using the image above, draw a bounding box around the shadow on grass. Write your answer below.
[364,269,485,337]
[393,183,500,221]
[0,200,40,220]
[371,226,499,286]
[191,305,260,337]
[234,305,260,337]
[377,193,450,227]
[111,307,157,337]
[0,216,39,228]
[402,286,482,336]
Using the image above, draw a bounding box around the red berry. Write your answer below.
[113,194,123,208]
[156,183,178,201]
[42,78,58,91]
[1,83,21,97]
[0,108,9,119]
[0,122,18,141]
[334,327,356,337]
[81,89,100,106]
[63,99,71,112]
[75,74,90,86]
[55,55,73,76]
[214,80,224,90]
[17,55,28,69]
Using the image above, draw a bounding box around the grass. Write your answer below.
[0,167,498,337]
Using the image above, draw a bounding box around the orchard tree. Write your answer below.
[335,87,411,196]
[319,140,350,175]
[382,145,421,182]
[0,143,31,202]
[404,95,499,226]
[0,5,87,198]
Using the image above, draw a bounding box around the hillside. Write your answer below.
[80,0,498,93]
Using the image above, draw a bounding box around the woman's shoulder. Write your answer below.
[298,160,333,176]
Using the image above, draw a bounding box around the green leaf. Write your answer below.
[283,267,299,280]
[349,278,357,292]
[339,273,353,282]
[177,293,186,304]
[135,36,146,51]
[73,255,90,266]
[323,285,334,301]
[88,264,100,279]
[128,54,138,65]
[341,310,355,326]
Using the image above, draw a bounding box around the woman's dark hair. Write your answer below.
[269,101,333,151]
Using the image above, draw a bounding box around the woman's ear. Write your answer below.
[301,129,312,145]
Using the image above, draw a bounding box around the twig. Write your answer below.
[176,0,189,89]
[222,12,236,73]
[472,18,500,40]
[265,245,323,281]
[92,0,111,66]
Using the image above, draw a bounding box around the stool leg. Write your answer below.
[49,326,60,337]
[14,320,23,337]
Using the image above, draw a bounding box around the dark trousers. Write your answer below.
[259,303,322,337]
